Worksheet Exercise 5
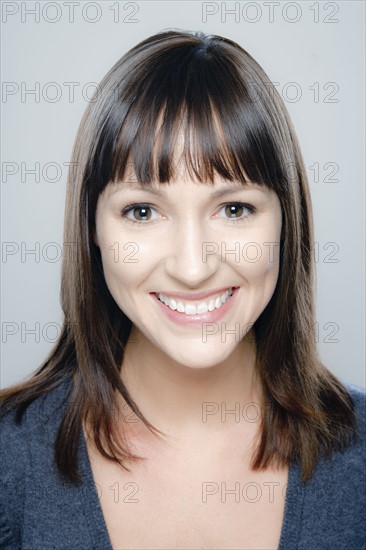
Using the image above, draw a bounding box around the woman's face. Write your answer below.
[94,166,282,369]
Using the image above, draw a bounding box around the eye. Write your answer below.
[121,204,159,224]
[217,202,256,221]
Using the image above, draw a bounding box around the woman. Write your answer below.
[1,30,365,550]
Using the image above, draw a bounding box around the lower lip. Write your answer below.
[151,288,239,327]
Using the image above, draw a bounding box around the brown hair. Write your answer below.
[0,29,357,484]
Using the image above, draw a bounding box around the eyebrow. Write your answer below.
[109,182,266,198]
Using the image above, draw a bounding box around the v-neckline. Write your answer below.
[79,426,305,550]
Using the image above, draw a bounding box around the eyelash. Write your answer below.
[120,202,257,225]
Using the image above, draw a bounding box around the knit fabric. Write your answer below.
[1,378,365,549]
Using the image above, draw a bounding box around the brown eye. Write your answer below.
[225,204,245,218]
[132,206,152,221]
[217,203,256,222]
[122,204,159,224]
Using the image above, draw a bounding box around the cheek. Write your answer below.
[236,239,281,326]
[227,217,281,281]
[98,249,144,321]
[236,245,280,296]
[95,219,134,299]
[97,225,159,304]
[99,243,142,293]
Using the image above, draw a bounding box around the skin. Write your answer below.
[94,162,282,445]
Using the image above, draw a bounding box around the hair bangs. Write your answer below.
[109,40,286,191]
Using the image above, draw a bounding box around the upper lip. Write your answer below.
[152,287,237,301]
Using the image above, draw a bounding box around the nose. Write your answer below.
[163,217,220,288]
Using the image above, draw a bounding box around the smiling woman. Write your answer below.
[1,30,365,550]
[94,175,282,368]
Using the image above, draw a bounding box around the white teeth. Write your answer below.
[197,303,208,314]
[157,288,234,315]
[208,299,216,311]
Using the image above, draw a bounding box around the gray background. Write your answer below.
[1,1,365,388]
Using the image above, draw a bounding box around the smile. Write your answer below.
[156,288,234,315]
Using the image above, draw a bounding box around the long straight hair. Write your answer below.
[1,30,357,484]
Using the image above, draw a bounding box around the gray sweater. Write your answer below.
[0,378,365,550]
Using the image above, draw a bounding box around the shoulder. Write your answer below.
[0,378,72,548]
[318,381,366,476]
[0,377,73,449]
[298,382,366,548]
[0,376,73,462]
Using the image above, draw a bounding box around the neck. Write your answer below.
[118,326,264,444]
